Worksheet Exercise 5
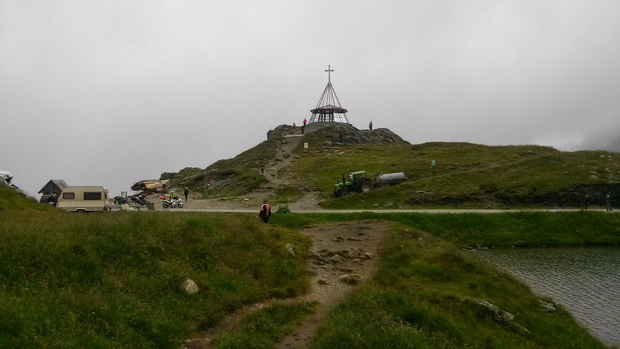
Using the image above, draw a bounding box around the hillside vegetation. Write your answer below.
[1,178,617,347]
[165,124,620,209]
[0,209,309,347]
[1,205,615,346]
[0,184,54,211]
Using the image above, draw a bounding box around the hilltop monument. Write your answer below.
[308,65,349,124]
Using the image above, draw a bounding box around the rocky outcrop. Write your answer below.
[539,300,557,313]
[473,299,530,333]
[305,123,409,145]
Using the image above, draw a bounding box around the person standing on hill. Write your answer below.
[369,121,373,131]
[584,193,590,210]
[303,118,307,126]
[184,187,189,201]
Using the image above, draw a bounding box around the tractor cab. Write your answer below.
[334,171,373,197]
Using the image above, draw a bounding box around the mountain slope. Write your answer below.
[164,124,620,209]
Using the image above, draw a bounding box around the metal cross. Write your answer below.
[325,65,334,82]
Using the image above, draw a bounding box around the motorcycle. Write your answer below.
[162,197,184,209]
[113,196,128,205]
[129,194,149,207]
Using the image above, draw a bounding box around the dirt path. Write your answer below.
[275,221,388,348]
[181,127,394,348]
[184,221,388,348]
[147,126,323,213]
[258,128,310,195]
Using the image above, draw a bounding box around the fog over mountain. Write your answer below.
[1,1,619,198]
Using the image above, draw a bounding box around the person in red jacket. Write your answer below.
[259,200,271,223]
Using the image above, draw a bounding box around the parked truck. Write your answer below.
[333,171,407,197]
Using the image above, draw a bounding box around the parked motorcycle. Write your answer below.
[162,197,184,209]
[129,194,149,207]
[113,196,128,205]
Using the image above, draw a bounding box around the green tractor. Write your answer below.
[333,171,374,198]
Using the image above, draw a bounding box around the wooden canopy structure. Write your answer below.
[131,179,169,193]
[308,65,349,124]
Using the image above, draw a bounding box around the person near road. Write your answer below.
[259,200,272,223]
[169,191,177,201]
[184,187,189,201]
[48,193,58,206]
[606,192,612,211]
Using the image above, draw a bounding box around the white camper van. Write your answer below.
[57,186,111,212]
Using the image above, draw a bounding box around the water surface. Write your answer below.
[478,247,620,347]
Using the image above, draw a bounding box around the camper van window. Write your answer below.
[84,192,102,200]
[63,192,75,200]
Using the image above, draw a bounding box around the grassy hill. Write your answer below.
[0,184,54,211]
[165,124,620,209]
[1,161,616,347]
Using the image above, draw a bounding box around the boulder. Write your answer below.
[285,243,296,257]
[181,278,199,294]
[539,300,557,313]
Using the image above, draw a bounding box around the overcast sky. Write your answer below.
[2,0,619,198]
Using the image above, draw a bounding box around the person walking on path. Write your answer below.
[184,187,189,201]
[606,192,613,211]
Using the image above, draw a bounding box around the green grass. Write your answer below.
[1,187,617,347]
[290,136,620,209]
[164,124,620,208]
[165,126,290,197]
[0,185,55,211]
[271,211,620,247]
[311,225,606,348]
[212,302,318,348]
[269,185,305,205]
[0,210,310,347]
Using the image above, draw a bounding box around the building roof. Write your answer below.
[38,179,68,194]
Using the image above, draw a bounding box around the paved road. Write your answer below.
[139,208,613,214]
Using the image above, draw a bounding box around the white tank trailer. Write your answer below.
[375,172,408,185]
